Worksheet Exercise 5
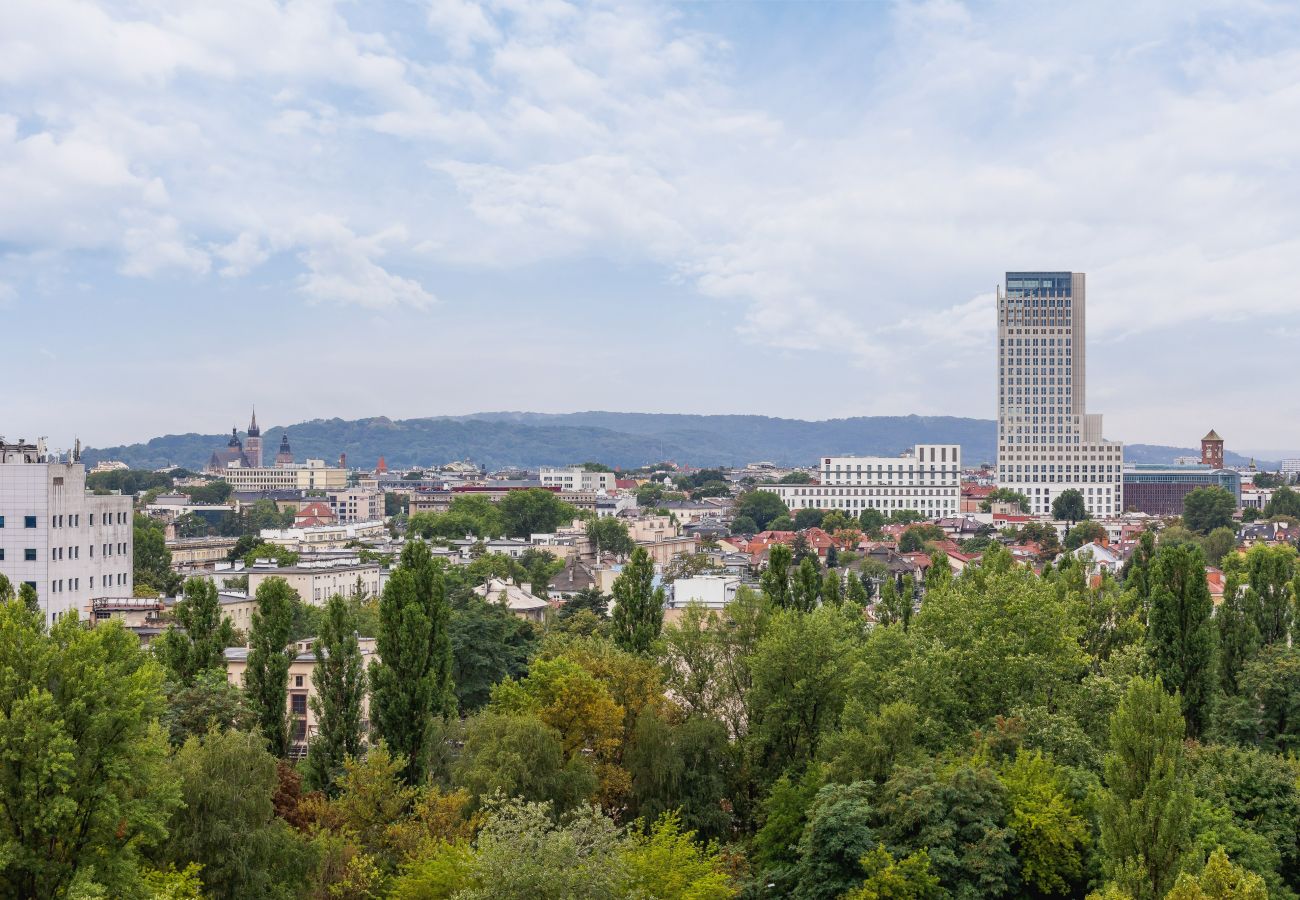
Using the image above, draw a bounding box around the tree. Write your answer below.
[794,508,825,530]
[1263,485,1300,519]
[627,711,732,842]
[980,488,1031,513]
[731,515,758,535]
[1183,486,1236,534]
[304,594,368,795]
[734,491,790,532]
[859,508,886,537]
[371,540,456,784]
[1121,529,1157,597]
[780,471,814,484]
[455,712,597,813]
[1227,644,1300,752]
[1064,520,1107,551]
[586,516,635,557]
[1214,552,1257,696]
[162,728,313,900]
[155,577,236,686]
[244,576,297,757]
[842,846,945,900]
[162,668,256,746]
[450,595,537,713]
[1164,848,1267,900]
[1052,489,1089,524]
[898,525,943,554]
[790,781,879,900]
[1097,676,1195,900]
[620,813,736,900]
[241,541,299,569]
[762,542,794,609]
[822,569,844,606]
[0,605,178,898]
[999,750,1088,896]
[1198,527,1237,567]
[1241,543,1295,646]
[610,546,665,654]
[17,581,38,617]
[1146,543,1217,737]
[499,488,575,537]
[134,512,182,595]
[791,556,822,612]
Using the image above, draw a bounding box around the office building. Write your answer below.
[762,445,961,519]
[1,439,134,625]
[539,466,616,492]
[996,272,1123,517]
[1123,466,1241,516]
[212,458,349,492]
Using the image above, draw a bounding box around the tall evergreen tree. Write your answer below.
[370,540,455,784]
[245,576,296,757]
[611,546,665,654]
[762,542,793,609]
[1146,543,1217,737]
[1216,553,1258,695]
[156,577,236,686]
[304,594,367,794]
[1097,676,1195,900]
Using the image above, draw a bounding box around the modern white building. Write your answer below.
[539,466,616,493]
[995,272,1123,517]
[1280,459,1300,477]
[761,445,962,519]
[0,440,134,625]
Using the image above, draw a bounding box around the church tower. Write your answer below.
[275,432,294,467]
[1201,429,1225,469]
[245,408,263,468]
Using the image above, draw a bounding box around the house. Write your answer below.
[293,501,337,527]
[549,558,598,600]
[473,578,550,622]
[1070,541,1124,578]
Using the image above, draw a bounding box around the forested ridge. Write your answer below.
[2,535,1299,899]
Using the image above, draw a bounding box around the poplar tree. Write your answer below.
[1097,676,1195,900]
[1216,553,1258,695]
[1121,529,1157,603]
[304,594,367,795]
[156,577,236,686]
[791,556,821,612]
[371,540,455,784]
[611,546,665,654]
[1146,543,1217,737]
[761,543,793,609]
[821,569,843,607]
[245,577,296,757]
[846,572,869,608]
[1243,544,1295,646]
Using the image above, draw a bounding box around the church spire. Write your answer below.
[248,406,260,437]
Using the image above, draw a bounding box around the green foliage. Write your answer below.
[842,845,946,900]
[1052,488,1089,523]
[1183,486,1237,534]
[734,491,790,532]
[155,577,237,686]
[1098,676,1196,900]
[1199,527,1237,567]
[182,479,233,505]
[586,516,636,557]
[241,542,299,568]
[135,512,183,595]
[245,576,297,757]
[1226,644,1300,752]
[409,494,505,540]
[999,750,1089,896]
[610,547,664,654]
[370,541,456,784]
[304,594,368,795]
[455,711,598,813]
[1242,543,1296,646]
[1146,543,1217,737]
[1263,485,1300,519]
[620,812,736,899]
[1064,519,1108,551]
[790,555,822,612]
[980,487,1031,513]
[499,488,576,537]
[450,595,537,713]
[0,606,178,898]
[794,507,824,530]
[87,467,176,495]
[1164,847,1267,900]
[627,710,732,841]
[162,728,313,899]
[761,542,793,608]
[161,668,256,746]
[859,508,886,537]
[789,781,878,900]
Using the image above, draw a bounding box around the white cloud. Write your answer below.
[427,0,501,57]
[293,217,436,309]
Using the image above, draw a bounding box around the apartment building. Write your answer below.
[214,459,349,492]
[247,559,383,606]
[762,445,962,519]
[327,487,384,523]
[1,440,134,625]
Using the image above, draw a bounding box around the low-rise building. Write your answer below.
[247,560,383,606]
[225,636,379,758]
[327,488,384,524]
[214,459,349,493]
[259,520,388,552]
[472,578,550,622]
[760,445,961,520]
[1122,465,1241,516]
[540,467,616,493]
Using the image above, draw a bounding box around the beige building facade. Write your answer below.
[247,562,383,606]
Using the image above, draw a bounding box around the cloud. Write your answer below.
[426,0,501,57]
[293,217,436,309]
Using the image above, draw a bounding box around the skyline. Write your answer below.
[5,1,1300,450]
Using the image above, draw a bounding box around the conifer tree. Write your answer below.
[1097,676,1195,900]
[245,576,296,757]
[304,594,367,795]
[611,546,665,654]
[1146,543,1217,737]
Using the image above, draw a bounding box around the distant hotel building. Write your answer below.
[762,445,961,519]
[996,272,1123,517]
[1,439,134,625]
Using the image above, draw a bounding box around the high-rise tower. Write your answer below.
[245,408,262,468]
[996,272,1123,517]
[1201,430,1225,469]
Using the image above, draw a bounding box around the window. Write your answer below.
[290,694,307,715]
[24,516,36,529]
[295,675,304,688]
[25,549,37,561]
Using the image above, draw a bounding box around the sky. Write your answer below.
[3,0,1300,455]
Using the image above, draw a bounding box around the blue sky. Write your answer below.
[3,0,1300,455]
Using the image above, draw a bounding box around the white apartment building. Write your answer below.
[762,445,962,519]
[247,559,383,606]
[1,440,134,625]
[539,466,616,493]
[1280,459,1300,477]
[996,272,1123,517]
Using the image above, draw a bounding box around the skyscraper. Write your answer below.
[996,272,1123,517]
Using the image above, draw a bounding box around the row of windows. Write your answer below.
[0,515,36,528]
[48,573,128,592]
[0,512,127,529]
